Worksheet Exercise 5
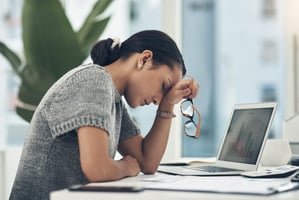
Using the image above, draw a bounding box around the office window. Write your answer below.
[181,0,285,157]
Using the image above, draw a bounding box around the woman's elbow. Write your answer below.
[141,164,158,174]
[81,160,111,182]
[81,163,100,182]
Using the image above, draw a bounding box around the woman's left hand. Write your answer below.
[162,78,199,105]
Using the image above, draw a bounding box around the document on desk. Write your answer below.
[143,175,299,195]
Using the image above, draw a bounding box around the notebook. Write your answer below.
[158,102,277,176]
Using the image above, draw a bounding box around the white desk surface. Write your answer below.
[50,173,299,200]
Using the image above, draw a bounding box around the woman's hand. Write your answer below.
[120,155,141,177]
[162,78,199,105]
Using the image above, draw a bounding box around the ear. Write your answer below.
[137,50,153,70]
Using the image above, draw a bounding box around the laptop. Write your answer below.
[158,102,277,176]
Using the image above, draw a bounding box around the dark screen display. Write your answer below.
[218,108,273,164]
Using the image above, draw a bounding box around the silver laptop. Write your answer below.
[158,102,277,176]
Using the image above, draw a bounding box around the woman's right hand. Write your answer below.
[162,78,199,106]
[121,155,141,177]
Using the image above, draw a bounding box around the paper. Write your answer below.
[160,157,216,166]
[143,175,296,195]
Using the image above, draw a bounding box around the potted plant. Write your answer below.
[0,0,112,122]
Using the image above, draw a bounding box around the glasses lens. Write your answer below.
[184,108,200,137]
[181,100,193,117]
[184,121,197,137]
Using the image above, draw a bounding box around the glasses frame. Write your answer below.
[180,99,201,139]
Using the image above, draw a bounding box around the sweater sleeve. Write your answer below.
[41,66,114,138]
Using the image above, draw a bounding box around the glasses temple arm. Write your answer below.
[192,105,201,138]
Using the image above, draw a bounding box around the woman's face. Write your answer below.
[124,63,182,108]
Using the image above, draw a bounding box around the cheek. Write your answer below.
[130,76,148,94]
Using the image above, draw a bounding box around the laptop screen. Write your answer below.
[218,107,274,164]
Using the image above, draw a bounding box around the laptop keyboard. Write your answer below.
[186,165,241,173]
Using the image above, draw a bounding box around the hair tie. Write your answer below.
[111,37,121,49]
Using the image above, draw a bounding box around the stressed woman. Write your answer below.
[9,30,199,200]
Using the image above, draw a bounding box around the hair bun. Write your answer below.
[90,38,121,66]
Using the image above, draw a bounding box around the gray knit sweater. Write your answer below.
[9,64,140,200]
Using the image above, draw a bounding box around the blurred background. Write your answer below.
[1,0,299,199]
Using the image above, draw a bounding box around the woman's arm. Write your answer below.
[78,126,140,182]
[118,79,199,174]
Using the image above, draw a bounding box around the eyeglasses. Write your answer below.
[180,99,201,139]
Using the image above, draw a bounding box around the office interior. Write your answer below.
[0,0,298,199]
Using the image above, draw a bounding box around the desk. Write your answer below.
[50,173,299,200]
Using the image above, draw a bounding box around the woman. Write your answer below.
[9,30,199,200]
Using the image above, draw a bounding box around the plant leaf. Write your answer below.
[0,41,22,75]
[78,17,110,55]
[22,0,85,78]
[77,0,113,55]
[16,107,34,123]
[16,63,57,122]
[13,0,111,122]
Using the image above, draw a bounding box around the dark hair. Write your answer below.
[90,30,186,75]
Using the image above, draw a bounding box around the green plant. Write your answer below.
[0,0,112,122]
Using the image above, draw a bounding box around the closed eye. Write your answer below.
[162,79,172,95]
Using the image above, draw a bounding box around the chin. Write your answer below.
[130,105,138,108]
[124,94,138,108]
[127,101,138,108]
